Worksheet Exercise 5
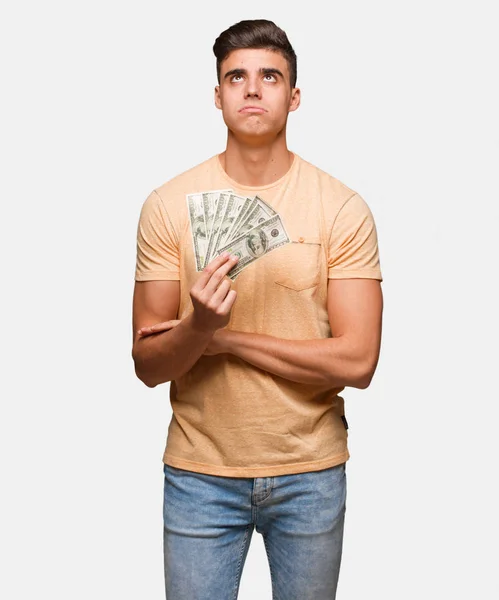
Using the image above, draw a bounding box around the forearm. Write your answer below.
[133,313,214,387]
[224,330,369,388]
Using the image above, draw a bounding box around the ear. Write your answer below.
[214,85,222,110]
[288,87,301,113]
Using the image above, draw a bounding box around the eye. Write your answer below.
[231,74,243,82]
[264,74,277,82]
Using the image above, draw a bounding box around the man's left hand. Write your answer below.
[137,320,182,336]
[137,319,230,356]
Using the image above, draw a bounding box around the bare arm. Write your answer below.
[132,281,214,387]
[220,279,382,388]
[132,252,239,387]
[215,330,360,388]
[145,278,383,389]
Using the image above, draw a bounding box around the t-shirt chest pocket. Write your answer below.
[271,235,322,291]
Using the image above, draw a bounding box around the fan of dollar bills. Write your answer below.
[187,189,291,280]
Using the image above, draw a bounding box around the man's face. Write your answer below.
[214,48,300,143]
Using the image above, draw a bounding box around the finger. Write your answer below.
[218,289,237,314]
[137,320,180,336]
[137,326,154,337]
[203,254,239,296]
[195,252,233,290]
[149,320,181,332]
[210,277,232,306]
[137,325,163,337]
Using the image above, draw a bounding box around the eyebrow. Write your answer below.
[223,67,284,81]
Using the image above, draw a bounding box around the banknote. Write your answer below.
[253,194,277,218]
[186,191,210,271]
[189,189,287,276]
[214,213,290,280]
[205,191,232,267]
[222,196,257,247]
[227,195,277,242]
[217,193,254,248]
[201,189,232,242]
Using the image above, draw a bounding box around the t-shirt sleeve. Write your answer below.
[328,192,383,281]
[134,190,180,281]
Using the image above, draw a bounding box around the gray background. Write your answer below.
[1,0,498,598]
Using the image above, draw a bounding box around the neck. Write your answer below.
[219,131,294,187]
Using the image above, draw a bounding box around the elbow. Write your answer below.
[134,360,174,388]
[133,361,158,388]
[131,346,162,388]
[352,358,378,389]
[355,373,373,390]
[321,366,371,390]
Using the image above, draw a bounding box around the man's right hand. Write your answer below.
[189,252,239,333]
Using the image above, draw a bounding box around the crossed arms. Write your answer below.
[131,254,383,390]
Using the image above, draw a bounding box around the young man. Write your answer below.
[132,19,383,600]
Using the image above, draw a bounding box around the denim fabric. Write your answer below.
[163,461,347,599]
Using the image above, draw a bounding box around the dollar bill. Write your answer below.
[253,195,277,217]
[217,193,254,248]
[189,189,286,275]
[214,214,290,280]
[204,192,232,267]
[186,192,209,271]
[223,196,257,246]
[201,189,232,242]
[228,195,277,242]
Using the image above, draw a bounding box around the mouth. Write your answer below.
[239,106,266,114]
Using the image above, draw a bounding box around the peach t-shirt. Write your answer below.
[134,152,383,477]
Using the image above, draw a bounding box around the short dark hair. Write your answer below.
[213,19,297,88]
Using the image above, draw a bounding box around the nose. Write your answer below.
[244,75,262,99]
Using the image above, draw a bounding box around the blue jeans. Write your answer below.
[162,462,347,599]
